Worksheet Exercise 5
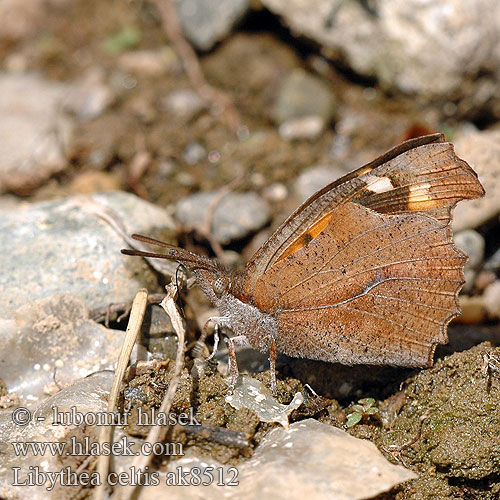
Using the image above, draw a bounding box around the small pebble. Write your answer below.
[161,89,206,120]
[279,116,325,141]
[263,182,288,202]
[183,141,206,165]
[454,229,485,269]
[294,164,346,202]
[175,190,271,244]
[458,295,487,324]
[483,281,500,319]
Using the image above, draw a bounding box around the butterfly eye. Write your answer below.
[212,275,230,297]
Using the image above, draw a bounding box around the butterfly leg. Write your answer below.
[206,326,220,361]
[192,316,230,358]
[225,335,249,394]
[269,337,277,396]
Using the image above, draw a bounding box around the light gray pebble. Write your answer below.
[454,230,485,270]
[294,164,347,202]
[174,0,250,50]
[161,89,206,120]
[272,69,336,126]
[183,141,206,165]
[175,190,271,244]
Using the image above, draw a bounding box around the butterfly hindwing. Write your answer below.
[253,202,466,366]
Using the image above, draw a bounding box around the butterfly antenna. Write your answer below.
[121,246,219,273]
[131,233,178,249]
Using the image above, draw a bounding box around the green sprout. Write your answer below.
[346,397,379,427]
[103,27,141,55]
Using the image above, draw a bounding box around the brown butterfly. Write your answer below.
[122,134,484,394]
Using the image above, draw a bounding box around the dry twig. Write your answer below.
[94,289,148,500]
[112,283,186,500]
[151,0,241,134]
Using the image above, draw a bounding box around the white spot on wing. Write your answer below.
[365,175,394,194]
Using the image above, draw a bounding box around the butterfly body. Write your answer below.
[122,134,484,385]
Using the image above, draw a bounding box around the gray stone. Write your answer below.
[454,229,485,293]
[174,0,250,50]
[175,191,271,244]
[118,47,178,76]
[0,73,74,193]
[183,141,206,165]
[278,116,325,141]
[64,69,115,120]
[162,89,206,120]
[273,69,336,126]
[139,419,416,500]
[262,0,500,109]
[294,164,347,202]
[454,228,485,266]
[0,372,113,500]
[452,130,500,232]
[0,295,122,402]
[0,191,175,318]
[225,375,304,427]
[483,281,500,320]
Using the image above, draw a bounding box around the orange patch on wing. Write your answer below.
[406,183,439,211]
[356,167,373,177]
[407,199,440,211]
[277,212,334,262]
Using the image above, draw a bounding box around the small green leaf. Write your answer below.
[346,412,363,427]
[103,27,141,55]
[358,397,375,408]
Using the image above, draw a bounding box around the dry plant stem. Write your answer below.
[152,0,241,133]
[90,293,165,326]
[82,196,180,277]
[113,283,186,500]
[184,175,245,263]
[94,289,148,500]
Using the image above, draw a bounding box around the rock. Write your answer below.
[161,89,206,120]
[69,170,122,193]
[483,281,500,319]
[175,191,271,244]
[454,229,485,293]
[183,141,207,165]
[278,116,325,141]
[262,0,500,109]
[225,376,304,428]
[262,182,288,202]
[174,0,250,50]
[117,47,178,76]
[272,69,336,126]
[0,372,113,499]
[0,295,124,402]
[0,73,74,194]
[139,419,415,500]
[454,230,485,269]
[452,130,500,232]
[0,191,175,319]
[294,164,347,202]
[0,0,45,42]
[64,69,115,120]
[457,295,487,324]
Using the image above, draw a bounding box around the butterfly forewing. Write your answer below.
[253,202,466,366]
[242,134,484,298]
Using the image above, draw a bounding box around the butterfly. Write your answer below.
[122,133,484,394]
